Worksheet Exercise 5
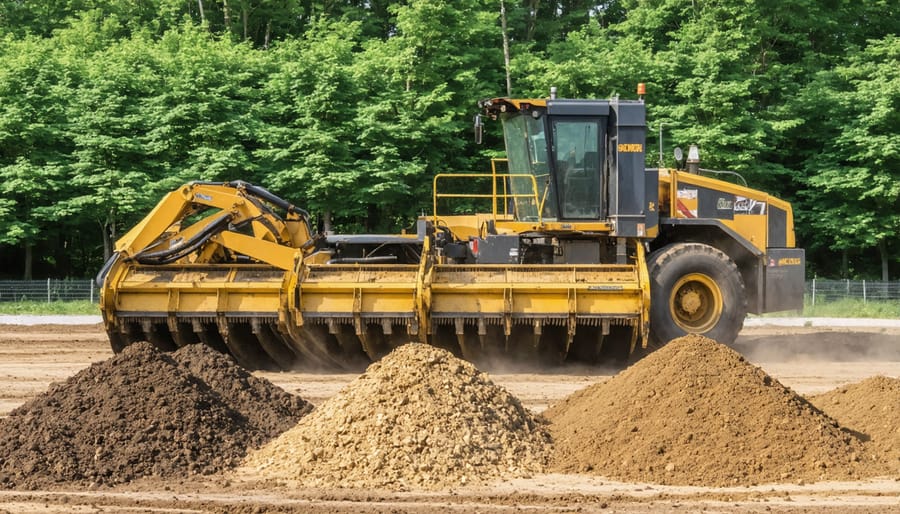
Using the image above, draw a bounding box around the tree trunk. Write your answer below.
[526,0,540,42]
[500,0,512,96]
[223,0,232,33]
[878,239,889,281]
[197,0,206,23]
[243,7,249,40]
[102,222,114,262]
[101,213,117,262]
[322,209,333,234]
[23,242,33,280]
[841,249,848,279]
[366,203,379,232]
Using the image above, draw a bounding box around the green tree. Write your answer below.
[0,36,72,278]
[141,25,267,183]
[255,20,363,232]
[56,32,169,260]
[798,36,900,280]
[350,0,505,230]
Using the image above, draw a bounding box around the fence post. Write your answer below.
[47,278,51,303]
[863,280,866,303]
[811,277,816,306]
[90,281,94,303]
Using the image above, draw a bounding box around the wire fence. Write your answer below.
[807,279,900,305]
[0,279,898,305]
[0,279,99,303]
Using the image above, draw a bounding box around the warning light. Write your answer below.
[637,83,646,96]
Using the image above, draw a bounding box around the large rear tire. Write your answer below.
[647,243,746,349]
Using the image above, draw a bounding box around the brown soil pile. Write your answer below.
[172,343,312,437]
[243,343,551,490]
[0,343,309,489]
[545,334,879,486]
[810,375,900,474]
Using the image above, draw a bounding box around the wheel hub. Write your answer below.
[669,273,724,334]
[678,288,703,315]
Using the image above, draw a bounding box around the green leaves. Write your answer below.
[797,36,900,276]
[0,1,897,279]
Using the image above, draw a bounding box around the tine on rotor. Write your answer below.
[454,318,473,361]
[216,319,276,370]
[532,319,542,350]
[141,320,177,351]
[251,318,297,370]
[628,321,639,354]
[477,319,487,349]
[192,320,229,354]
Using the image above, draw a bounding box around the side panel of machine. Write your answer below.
[608,102,648,237]
[644,169,659,236]
[658,169,805,315]
[764,248,805,312]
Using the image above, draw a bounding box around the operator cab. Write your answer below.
[480,95,652,238]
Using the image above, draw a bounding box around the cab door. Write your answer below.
[550,118,605,220]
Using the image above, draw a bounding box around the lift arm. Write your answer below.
[113,182,313,271]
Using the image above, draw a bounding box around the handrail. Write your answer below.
[432,171,541,226]
[490,159,509,217]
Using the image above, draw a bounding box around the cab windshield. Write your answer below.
[501,113,556,220]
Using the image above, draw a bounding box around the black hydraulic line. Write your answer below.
[228,180,311,219]
[187,180,227,187]
[133,212,233,265]
[326,255,399,264]
[95,252,121,287]
[236,195,290,246]
[136,236,211,265]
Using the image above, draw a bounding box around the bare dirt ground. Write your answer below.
[0,323,898,513]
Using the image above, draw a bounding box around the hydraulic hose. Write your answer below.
[133,212,233,265]
[95,252,121,287]
[326,255,399,264]
[228,180,311,219]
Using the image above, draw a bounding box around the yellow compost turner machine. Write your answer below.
[99,92,805,369]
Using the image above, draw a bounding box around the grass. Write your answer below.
[754,298,900,319]
[0,300,100,315]
[799,298,900,319]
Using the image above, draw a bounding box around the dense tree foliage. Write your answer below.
[0,0,897,279]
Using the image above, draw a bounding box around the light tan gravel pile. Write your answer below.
[242,343,551,490]
[546,334,884,486]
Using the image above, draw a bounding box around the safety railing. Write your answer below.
[432,168,544,224]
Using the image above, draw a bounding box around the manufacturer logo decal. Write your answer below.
[735,196,766,215]
[617,143,643,153]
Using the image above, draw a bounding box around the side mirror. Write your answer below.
[474,114,483,145]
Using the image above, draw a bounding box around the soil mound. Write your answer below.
[810,376,900,473]
[545,334,877,486]
[0,343,309,489]
[172,344,312,438]
[243,343,551,490]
